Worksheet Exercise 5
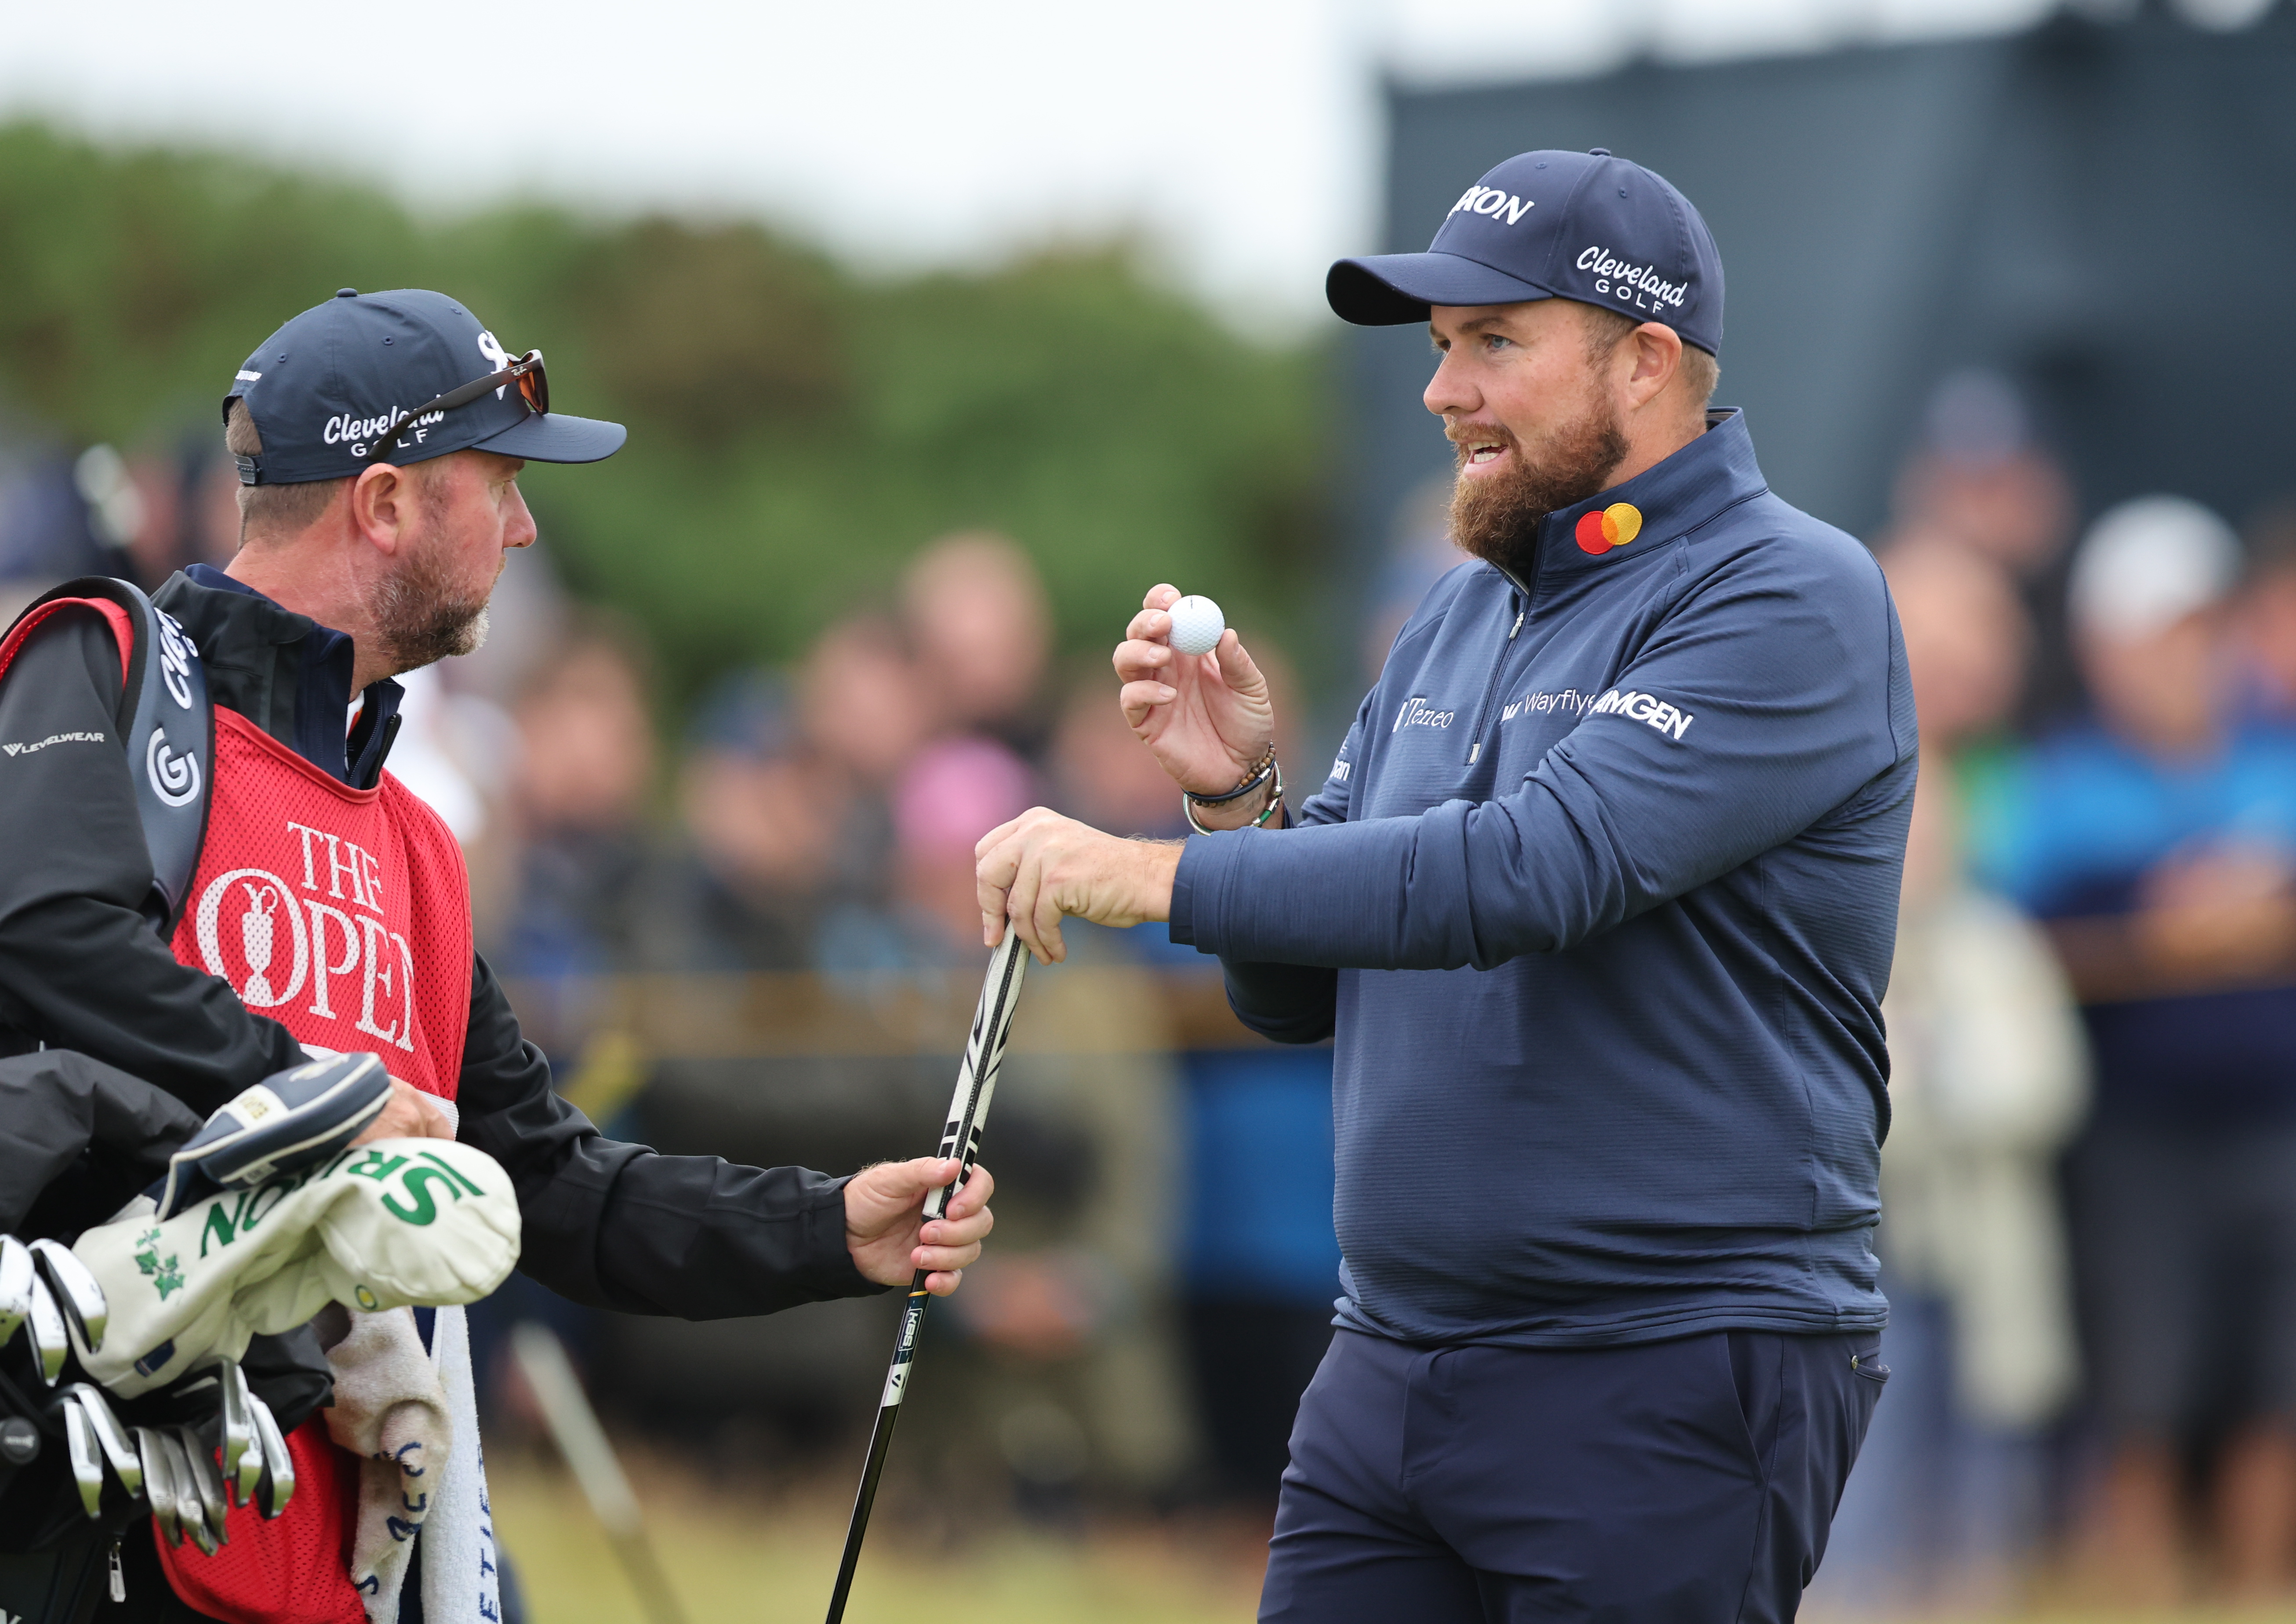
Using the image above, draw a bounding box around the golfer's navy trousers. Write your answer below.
[1261,1328,1886,1623]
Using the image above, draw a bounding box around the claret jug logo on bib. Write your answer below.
[191,820,418,1052]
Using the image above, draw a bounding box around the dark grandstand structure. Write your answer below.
[1346,2,2296,579]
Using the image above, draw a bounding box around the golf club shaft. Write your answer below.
[824,934,1028,1624]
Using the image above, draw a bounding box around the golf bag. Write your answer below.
[0,1051,337,1624]
[0,576,213,938]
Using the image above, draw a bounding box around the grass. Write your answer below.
[489,1454,1267,1624]
[490,1451,2296,1624]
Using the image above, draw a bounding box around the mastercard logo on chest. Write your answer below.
[1575,502,1643,556]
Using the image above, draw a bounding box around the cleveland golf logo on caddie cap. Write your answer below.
[223,288,627,486]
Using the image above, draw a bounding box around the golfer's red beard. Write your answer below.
[1448,399,1629,579]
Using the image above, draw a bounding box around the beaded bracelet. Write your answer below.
[1185,743,1278,806]
[1184,753,1284,836]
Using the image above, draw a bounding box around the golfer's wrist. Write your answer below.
[1174,730,1276,799]
[1184,776,1275,831]
[1132,840,1184,922]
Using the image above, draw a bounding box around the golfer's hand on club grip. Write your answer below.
[1115,584,1275,798]
[975,808,1183,964]
[845,1157,996,1295]
[351,1078,454,1146]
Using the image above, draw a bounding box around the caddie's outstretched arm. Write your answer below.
[453,957,986,1316]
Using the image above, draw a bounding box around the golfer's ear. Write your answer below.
[1629,323,1682,401]
[349,462,413,555]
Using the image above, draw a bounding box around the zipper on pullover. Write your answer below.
[1464,595,1528,765]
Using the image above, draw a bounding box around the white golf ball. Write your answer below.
[1167,594,1226,657]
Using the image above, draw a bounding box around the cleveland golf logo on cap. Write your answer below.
[1576,502,1643,556]
[1575,246,1691,312]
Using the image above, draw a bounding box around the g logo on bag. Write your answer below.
[146,728,201,807]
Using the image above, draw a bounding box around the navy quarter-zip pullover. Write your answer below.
[1170,410,1915,1347]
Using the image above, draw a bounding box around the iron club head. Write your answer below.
[135,1426,184,1548]
[29,1241,106,1352]
[61,1395,103,1518]
[219,1362,257,1508]
[174,1425,229,1551]
[250,1392,294,1520]
[25,1276,68,1385]
[63,1384,141,1497]
[0,1236,32,1347]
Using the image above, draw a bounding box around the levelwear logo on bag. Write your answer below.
[2,730,105,756]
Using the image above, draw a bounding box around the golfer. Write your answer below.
[0,289,995,1622]
[976,149,1912,1621]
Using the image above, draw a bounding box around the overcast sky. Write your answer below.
[8,0,2236,324]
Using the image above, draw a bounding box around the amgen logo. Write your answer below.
[1589,688,1695,742]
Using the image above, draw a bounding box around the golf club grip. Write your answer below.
[923,934,1028,1222]
[824,936,1030,1624]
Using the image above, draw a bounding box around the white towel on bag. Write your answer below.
[418,1304,502,1624]
[324,1306,452,1623]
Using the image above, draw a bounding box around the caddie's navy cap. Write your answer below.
[223,288,626,484]
[1328,149,1724,355]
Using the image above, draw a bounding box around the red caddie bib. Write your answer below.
[170,707,471,1097]
[155,705,473,1624]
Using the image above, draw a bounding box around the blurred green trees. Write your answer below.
[0,122,1328,696]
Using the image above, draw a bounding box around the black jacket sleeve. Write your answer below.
[454,953,886,1317]
[0,609,302,1114]
[0,1049,202,1237]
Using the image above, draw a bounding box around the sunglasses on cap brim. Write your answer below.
[370,349,548,460]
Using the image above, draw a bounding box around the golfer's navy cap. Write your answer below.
[223,288,626,485]
[1328,149,1723,355]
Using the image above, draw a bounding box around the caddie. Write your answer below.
[974,150,1915,1621]
[0,288,999,1624]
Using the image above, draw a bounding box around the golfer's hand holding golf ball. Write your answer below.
[1115,583,1277,824]
[974,582,1278,967]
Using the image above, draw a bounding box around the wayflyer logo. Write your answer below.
[1575,502,1643,556]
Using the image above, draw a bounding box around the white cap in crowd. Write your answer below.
[2068,494,2242,641]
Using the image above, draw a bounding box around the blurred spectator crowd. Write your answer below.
[1806,372,2296,1614]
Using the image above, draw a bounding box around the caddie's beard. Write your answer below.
[371,537,494,674]
[1448,395,1629,578]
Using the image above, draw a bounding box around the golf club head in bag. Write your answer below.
[43,1362,291,1550]
[154,1052,392,1219]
